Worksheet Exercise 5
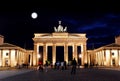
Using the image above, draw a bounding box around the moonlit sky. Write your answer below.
[0,1,120,50]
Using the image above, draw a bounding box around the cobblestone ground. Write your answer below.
[1,68,120,81]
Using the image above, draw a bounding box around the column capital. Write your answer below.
[117,49,120,51]
[43,42,46,44]
[64,43,68,46]
[83,44,87,46]
[52,43,56,45]
[34,43,38,45]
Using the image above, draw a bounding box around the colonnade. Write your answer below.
[33,43,87,65]
[95,49,120,66]
[0,49,27,67]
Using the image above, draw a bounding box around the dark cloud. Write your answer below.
[78,22,107,31]
[105,14,118,19]
[64,13,120,49]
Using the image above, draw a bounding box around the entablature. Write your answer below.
[33,37,87,43]
[33,33,87,39]
[34,42,85,46]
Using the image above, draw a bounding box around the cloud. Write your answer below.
[88,34,108,38]
[50,13,120,49]
[105,14,118,19]
[78,22,107,31]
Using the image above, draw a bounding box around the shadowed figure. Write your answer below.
[71,58,77,75]
[45,60,49,72]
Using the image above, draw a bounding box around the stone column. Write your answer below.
[20,51,22,65]
[64,44,68,63]
[97,52,100,65]
[118,50,120,66]
[37,45,39,65]
[24,52,26,64]
[0,50,2,67]
[1,50,3,66]
[52,44,56,65]
[83,44,87,64]
[17,51,19,65]
[18,51,20,65]
[9,49,11,67]
[33,43,39,66]
[21,52,23,64]
[95,53,98,65]
[81,44,87,65]
[81,44,84,65]
[100,50,103,66]
[19,51,21,65]
[103,49,106,66]
[20,51,22,64]
[96,52,98,66]
[72,44,78,62]
[43,43,47,65]
[98,52,100,65]
[29,54,31,66]
[102,51,104,66]
[117,49,119,66]
[88,53,90,65]
[109,50,112,66]
[31,53,33,66]
[102,51,104,65]
[15,50,17,66]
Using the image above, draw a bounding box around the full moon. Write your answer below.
[31,12,38,19]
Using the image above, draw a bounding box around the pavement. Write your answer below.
[0,69,33,79]
[1,67,120,81]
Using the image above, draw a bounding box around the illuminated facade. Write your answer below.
[2,21,120,67]
[32,21,88,65]
[87,36,120,66]
[0,35,34,67]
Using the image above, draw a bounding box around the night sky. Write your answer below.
[0,1,120,50]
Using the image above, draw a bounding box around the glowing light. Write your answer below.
[38,54,41,58]
[31,12,38,19]
[79,54,82,58]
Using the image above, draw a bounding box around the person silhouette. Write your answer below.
[71,58,77,75]
[45,60,49,72]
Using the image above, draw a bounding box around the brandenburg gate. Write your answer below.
[32,21,88,66]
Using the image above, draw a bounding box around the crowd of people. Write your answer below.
[37,58,78,75]
[54,60,67,70]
